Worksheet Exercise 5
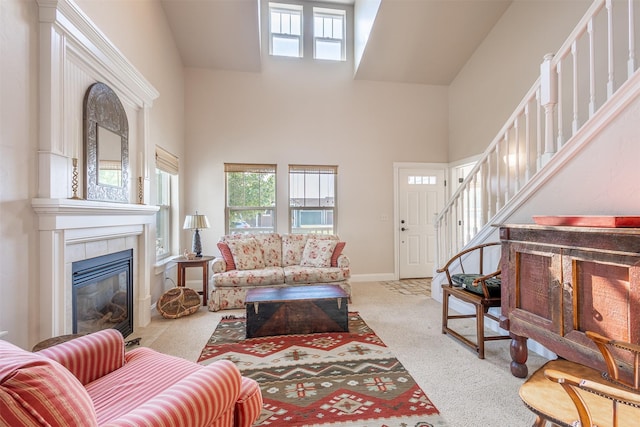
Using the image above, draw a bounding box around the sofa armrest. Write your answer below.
[101,360,249,427]
[37,329,125,385]
[336,253,350,268]
[236,377,263,427]
[212,257,226,274]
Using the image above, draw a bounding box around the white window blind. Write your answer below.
[155,146,179,175]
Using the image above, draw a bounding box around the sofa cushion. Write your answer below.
[213,267,285,288]
[331,242,346,267]
[0,341,98,426]
[87,347,203,424]
[284,265,350,284]
[217,242,236,271]
[253,233,282,267]
[300,238,337,267]
[282,234,307,266]
[227,238,265,270]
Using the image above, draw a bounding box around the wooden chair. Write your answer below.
[519,331,640,427]
[543,369,640,427]
[587,330,640,391]
[437,242,509,359]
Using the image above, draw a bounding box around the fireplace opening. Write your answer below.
[72,249,133,337]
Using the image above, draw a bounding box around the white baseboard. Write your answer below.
[351,273,396,282]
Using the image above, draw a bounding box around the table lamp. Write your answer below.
[183,211,210,257]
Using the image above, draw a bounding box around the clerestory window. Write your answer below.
[268,2,348,62]
[313,8,345,61]
[269,3,303,58]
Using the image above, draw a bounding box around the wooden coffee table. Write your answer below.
[245,284,348,338]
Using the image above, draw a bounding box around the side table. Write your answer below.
[174,255,214,306]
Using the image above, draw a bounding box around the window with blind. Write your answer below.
[289,165,337,235]
[155,147,179,260]
[225,163,277,234]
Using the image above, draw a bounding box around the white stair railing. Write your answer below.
[435,0,639,267]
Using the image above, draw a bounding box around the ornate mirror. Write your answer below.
[84,82,129,202]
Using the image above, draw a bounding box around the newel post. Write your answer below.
[540,53,557,166]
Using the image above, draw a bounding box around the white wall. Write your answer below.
[0,0,183,349]
[0,0,39,347]
[183,60,449,276]
[449,0,591,162]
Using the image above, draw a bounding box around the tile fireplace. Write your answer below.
[72,249,133,337]
[32,199,158,342]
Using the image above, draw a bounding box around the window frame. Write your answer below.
[155,147,179,261]
[289,164,338,235]
[313,7,346,61]
[225,163,277,234]
[269,2,303,58]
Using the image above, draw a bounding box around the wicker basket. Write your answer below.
[157,287,201,319]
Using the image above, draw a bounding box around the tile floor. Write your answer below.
[379,278,431,297]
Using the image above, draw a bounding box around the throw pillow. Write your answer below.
[300,238,337,268]
[282,234,307,266]
[227,238,265,270]
[217,242,236,271]
[0,349,98,426]
[331,241,346,267]
[254,233,282,267]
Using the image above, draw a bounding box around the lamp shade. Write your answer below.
[183,213,210,230]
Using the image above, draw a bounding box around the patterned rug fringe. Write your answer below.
[221,314,245,320]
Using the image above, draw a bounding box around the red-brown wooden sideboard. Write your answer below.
[498,224,640,378]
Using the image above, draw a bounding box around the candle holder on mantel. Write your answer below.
[69,158,82,200]
[137,176,144,204]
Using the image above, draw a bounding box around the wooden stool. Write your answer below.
[520,359,640,426]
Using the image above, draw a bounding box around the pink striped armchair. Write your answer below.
[0,329,263,426]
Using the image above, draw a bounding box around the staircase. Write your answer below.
[434,0,640,291]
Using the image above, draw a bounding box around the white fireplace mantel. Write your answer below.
[33,198,159,340]
[32,198,159,231]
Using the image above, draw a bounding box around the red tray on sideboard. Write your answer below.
[532,215,640,228]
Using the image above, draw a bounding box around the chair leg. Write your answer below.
[476,302,485,359]
[532,415,548,427]
[441,288,450,334]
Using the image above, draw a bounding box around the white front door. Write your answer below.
[398,167,445,278]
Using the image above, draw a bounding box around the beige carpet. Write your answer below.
[133,281,548,427]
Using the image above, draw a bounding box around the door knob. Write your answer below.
[401,227,409,231]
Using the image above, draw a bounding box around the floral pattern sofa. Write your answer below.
[209,233,350,311]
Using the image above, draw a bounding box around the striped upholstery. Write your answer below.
[1,330,263,427]
[37,328,125,385]
[0,340,98,426]
[235,377,264,427]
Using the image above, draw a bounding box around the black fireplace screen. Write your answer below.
[72,249,133,337]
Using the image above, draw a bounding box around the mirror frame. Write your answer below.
[83,82,129,203]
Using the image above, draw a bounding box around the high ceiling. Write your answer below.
[160,0,512,85]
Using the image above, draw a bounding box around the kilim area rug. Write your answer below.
[198,312,448,427]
